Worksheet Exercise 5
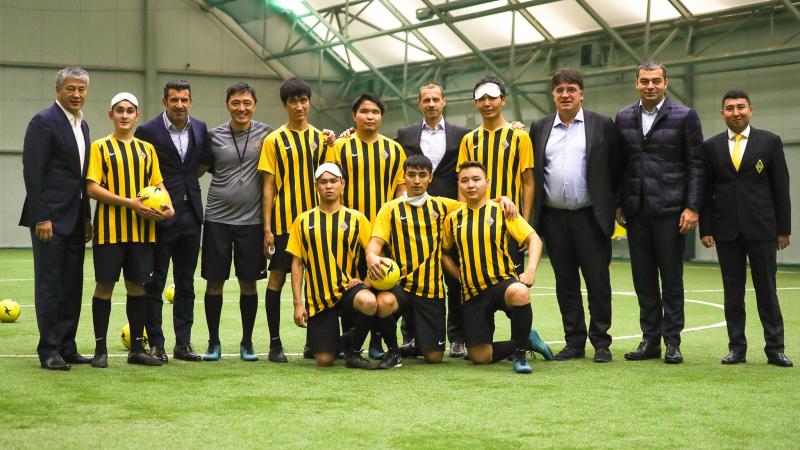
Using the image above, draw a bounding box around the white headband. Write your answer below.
[474,83,502,100]
[315,162,343,180]
[110,92,139,109]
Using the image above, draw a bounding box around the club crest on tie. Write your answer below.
[756,159,764,174]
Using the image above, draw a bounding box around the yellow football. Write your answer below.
[120,323,149,350]
[164,284,175,303]
[137,186,169,210]
[0,299,21,323]
[369,258,401,291]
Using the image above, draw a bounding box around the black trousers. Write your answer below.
[540,206,612,349]
[144,207,201,347]
[30,219,85,361]
[715,237,785,354]
[627,213,685,346]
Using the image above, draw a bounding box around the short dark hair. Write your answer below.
[636,59,667,79]
[473,75,507,98]
[352,93,385,114]
[403,154,433,173]
[551,68,583,90]
[163,80,191,99]
[458,161,488,176]
[721,90,750,107]
[418,82,444,100]
[280,78,312,103]
[226,82,257,104]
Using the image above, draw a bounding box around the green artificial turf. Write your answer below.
[0,248,797,449]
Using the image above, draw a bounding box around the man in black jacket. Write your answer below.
[699,90,792,368]
[615,60,704,364]
[396,82,470,357]
[531,69,621,363]
[135,80,208,363]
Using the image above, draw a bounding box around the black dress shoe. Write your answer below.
[268,345,289,363]
[91,352,109,368]
[173,344,202,362]
[593,347,612,363]
[624,340,661,360]
[41,355,71,371]
[664,344,683,364]
[150,346,169,364]
[767,352,794,368]
[554,347,585,361]
[128,351,164,366]
[721,351,746,365]
[62,353,92,364]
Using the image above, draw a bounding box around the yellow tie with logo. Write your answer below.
[732,134,743,171]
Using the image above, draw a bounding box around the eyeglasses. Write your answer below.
[553,87,580,95]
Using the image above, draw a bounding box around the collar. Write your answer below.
[55,100,83,126]
[422,118,445,132]
[163,111,191,132]
[728,125,751,140]
[639,97,666,114]
[553,107,584,128]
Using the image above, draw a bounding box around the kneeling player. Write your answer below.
[287,163,378,369]
[442,161,552,374]
[86,92,174,368]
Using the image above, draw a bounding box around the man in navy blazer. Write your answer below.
[615,60,704,364]
[699,90,792,367]
[531,69,621,362]
[135,80,208,362]
[20,67,93,370]
[396,82,471,357]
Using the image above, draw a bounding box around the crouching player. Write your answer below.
[441,161,551,374]
[287,163,378,369]
[86,92,174,368]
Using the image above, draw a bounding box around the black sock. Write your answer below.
[351,314,373,353]
[492,341,515,362]
[205,293,223,345]
[369,328,383,349]
[380,316,399,351]
[240,294,258,347]
[265,288,282,346]
[92,297,111,354]
[510,304,533,350]
[127,295,147,353]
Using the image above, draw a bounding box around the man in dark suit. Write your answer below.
[396,82,470,357]
[616,60,704,364]
[20,67,93,370]
[531,68,621,363]
[699,90,792,368]
[135,80,208,363]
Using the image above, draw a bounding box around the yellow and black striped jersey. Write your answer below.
[441,201,534,300]
[258,124,330,235]
[86,135,163,245]
[456,124,534,208]
[371,196,463,299]
[327,134,406,222]
[286,206,371,317]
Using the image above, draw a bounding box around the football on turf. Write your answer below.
[137,186,169,210]
[0,299,20,323]
[120,323,149,350]
[164,284,175,303]
[368,258,401,291]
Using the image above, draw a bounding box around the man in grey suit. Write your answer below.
[396,82,470,357]
[531,68,621,363]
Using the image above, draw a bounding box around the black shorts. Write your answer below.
[93,243,154,284]
[392,286,445,353]
[462,278,516,347]
[201,221,267,282]
[267,233,291,273]
[307,285,365,355]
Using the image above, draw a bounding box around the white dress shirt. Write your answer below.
[55,100,86,175]
[419,118,446,172]
[163,112,191,161]
[543,108,590,210]
[727,125,750,157]
[640,97,666,136]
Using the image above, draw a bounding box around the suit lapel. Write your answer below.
[738,128,760,175]
[583,110,594,161]
[536,115,555,169]
[156,116,183,164]
[51,104,82,175]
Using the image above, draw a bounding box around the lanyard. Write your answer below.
[230,122,251,183]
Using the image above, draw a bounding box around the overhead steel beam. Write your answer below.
[508,0,556,43]
[574,0,642,64]
[778,0,800,22]
[378,0,445,60]
[667,0,692,18]
[419,0,548,115]
[299,0,414,110]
